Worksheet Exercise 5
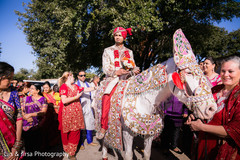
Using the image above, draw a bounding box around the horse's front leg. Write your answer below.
[123,130,134,160]
[143,135,154,160]
[102,143,108,160]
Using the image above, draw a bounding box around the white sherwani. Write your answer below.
[76,80,95,130]
[102,44,136,94]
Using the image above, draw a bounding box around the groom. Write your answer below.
[97,27,140,139]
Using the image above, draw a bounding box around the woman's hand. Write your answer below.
[23,113,32,120]
[185,114,204,132]
[26,117,33,123]
[185,114,195,125]
[188,119,204,131]
[75,90,83,99]
[7,148,18,160]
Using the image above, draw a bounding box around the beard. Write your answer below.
[115,41,123,45]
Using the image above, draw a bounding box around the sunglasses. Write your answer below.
[78,74,86,77]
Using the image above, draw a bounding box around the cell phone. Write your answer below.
[78,88,84,93]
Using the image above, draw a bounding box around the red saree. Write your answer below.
[0,99,16,159]
[197,83,240,160]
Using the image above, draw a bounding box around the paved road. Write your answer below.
[57,136,190,160]
[42,126,193,160]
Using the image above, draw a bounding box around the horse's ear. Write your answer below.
[172,72,184,90]
[173,29,197,70]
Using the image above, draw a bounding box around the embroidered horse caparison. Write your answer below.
[95,64,167,150]
[93,29,217,160]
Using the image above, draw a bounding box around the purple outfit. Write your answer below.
[161,95,188,150]
[162,95,188,127]
[22,96,47,131]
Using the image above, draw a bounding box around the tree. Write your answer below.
[196,26,229,60]
[16,0,240,78]
[14,68,38,81]
[226,29,240,57]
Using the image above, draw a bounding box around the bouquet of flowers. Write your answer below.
[121,57,135,70]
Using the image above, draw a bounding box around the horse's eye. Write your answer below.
[184,68,191,74]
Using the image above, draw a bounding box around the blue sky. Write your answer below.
[0,0,240,73]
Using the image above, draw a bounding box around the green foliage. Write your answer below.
[14,68,38,81]
[196,26,229,60]
[15,0,240,78]
[226,29,240,57]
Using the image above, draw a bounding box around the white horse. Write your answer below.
[93,29,217,160]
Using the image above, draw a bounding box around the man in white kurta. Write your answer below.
[76,70,98,148]
[97,27,140,139]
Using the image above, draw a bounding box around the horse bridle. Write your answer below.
[178,68,213,110]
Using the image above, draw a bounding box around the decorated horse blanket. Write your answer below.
[94,64,167,150]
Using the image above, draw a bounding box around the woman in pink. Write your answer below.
[203,57,222,87]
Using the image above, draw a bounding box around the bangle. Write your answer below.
[13,140,23,151]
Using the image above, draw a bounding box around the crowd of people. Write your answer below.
[0,26,239,160]
[0,63,100,160]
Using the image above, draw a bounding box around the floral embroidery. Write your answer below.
[68,143,78,156]
[104,80,128,150]
[63,143,78,156]
[126,64,167,95]
[114,61,120,67]
[60,84,85,133]
[94,80,111,133]
[124,50,130,58]
[114,50,121,69]
[114,50,119,58]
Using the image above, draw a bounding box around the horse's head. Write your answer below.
[171,29,217,120]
